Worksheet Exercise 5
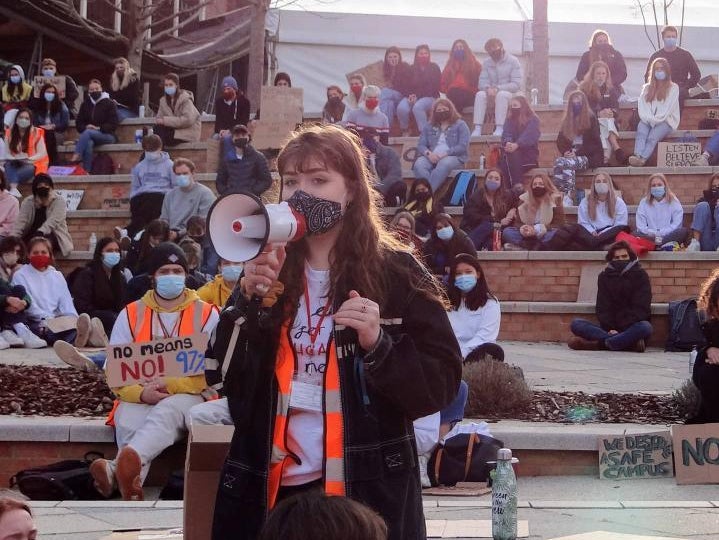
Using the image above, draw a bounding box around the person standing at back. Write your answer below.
[644,25,700,108]
[214,76,250,138]
[39,58,80,118]
[575,30,627,91]
[216,124,273,196]
[471,38,522,138]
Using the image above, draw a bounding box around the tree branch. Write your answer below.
[99,0,132,16]
[146,4,206,44]
[149,0,215,28]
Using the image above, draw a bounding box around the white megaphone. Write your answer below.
[207,193,307,262]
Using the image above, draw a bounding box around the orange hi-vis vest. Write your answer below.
[268,322,346,509]
[4,127,49,174]
[126,298,214,341]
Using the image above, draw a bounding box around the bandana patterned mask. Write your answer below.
[286,190,344,236]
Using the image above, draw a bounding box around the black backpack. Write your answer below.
[428,433,504,487]
[665,298,707,352]
[10,452,108,500]
[441,171,477,207]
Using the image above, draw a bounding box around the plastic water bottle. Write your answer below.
[492,448,518,540]
[689,346,698,375]
[134,129,143,144]
[479,153,486,170]
[89,233,97,253]
[138,105,145,118]
[530,88,539,106]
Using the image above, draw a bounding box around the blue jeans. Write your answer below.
[412,155,463,192]
[4,161,36,185]
[502,226,557,248]
[397,96,434,131]
[439,380,468,425]
[116,107,138,121]
[27,319,77,347]
[705,131,719,163]
[76,130,116,171]
[691,201,719,250]
[634,121,673,160]
[553,155,588,194]
[379,88,403,125]
[570,318,653,351]
[467,221,494,250]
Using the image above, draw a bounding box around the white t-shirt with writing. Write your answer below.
[282,264,333,486]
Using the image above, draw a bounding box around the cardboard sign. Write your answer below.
[656,141,701,168]
[672,422,719,485]
[32,76,66,98]
[106,333,209,387]
[346,61,386,87]
[252,86,303,149]
[252,120,299,150]
[101,185,130,210]
[45,315,78,333]
[55,189,84,211]
[206,138,221,173]
[689,74,718,97]
[597,432,673,480]
[47,165,77,176]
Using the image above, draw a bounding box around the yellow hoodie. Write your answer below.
[112,289,211,403]
[197,275,235,309]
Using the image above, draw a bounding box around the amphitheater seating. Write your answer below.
[39,100,719,346]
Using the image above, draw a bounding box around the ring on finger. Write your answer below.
[361,304,367,313]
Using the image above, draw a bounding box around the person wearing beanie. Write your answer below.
[39,58,80,118]
[1,65,32,112]
[12,173,73,257]
[84,240,219,501]
[214,76,250,138]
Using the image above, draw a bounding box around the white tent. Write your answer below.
[272,1,719,113]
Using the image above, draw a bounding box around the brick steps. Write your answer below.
[63,117,217,145]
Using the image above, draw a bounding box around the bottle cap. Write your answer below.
[497,448,512,460]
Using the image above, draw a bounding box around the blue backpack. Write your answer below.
[442,171,477,206]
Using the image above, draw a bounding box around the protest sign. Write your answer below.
[346,61,385,87]
[597,432,673,480]
[101,185,130,210]
[55,189,84,211]
[252,86,303,149]
[689,74,718,97]
[106,333,209,388]
[656,141,701,168]
[672,423,719,485]
[32,76,66,98]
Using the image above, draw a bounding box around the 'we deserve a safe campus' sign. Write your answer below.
[597,432,674,480]
[105,333,209,387]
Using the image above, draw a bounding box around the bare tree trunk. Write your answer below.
[247,0,269,113]
[531,0,549,104]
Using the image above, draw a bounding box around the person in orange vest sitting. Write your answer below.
[3,108,48,197]
[196,258,243,309]
[210,124,462,540]
[88,242,219,501]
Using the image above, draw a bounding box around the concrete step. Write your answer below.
[63,116,217,145]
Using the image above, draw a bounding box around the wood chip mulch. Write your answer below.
[0,366,685,424]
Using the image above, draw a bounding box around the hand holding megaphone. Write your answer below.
[243,243,287,298]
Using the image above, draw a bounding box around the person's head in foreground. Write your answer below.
[258,492,387,540]
[605,240,637,264]
[447,252,495,310]
[148,242,188,301]
[0,497,36,540]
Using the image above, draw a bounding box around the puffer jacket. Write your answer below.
[156,89,201,142]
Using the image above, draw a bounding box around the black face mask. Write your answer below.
[233,137,249,148]
[286,190,343,236]
[489,49,504,61]
[415,191,431,202]
[609,260,631,272]
[36,187,50,198]
[189,235,205,245]
[89,91,102,101]
[531,186,547,198]
[594,43,611,54]
[328,96,342,105]
[434,110,450,122]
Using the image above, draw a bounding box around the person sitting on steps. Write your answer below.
[568,240,652,352]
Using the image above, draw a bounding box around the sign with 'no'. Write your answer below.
[105,333,209,387]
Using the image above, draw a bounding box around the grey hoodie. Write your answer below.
[130,151,175,197]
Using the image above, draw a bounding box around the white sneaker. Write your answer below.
[14,325,47,349]
[53,340,98,371]
[686,238,701,252]
[0,329,24,347]
[418,454,432,488]
[492,126,503,137]
[471,125,483,137]
[9,186,21,198]
[88,317,109,347]
[0,334,9,350]
[113,226,128,240]
[75,313,92,348]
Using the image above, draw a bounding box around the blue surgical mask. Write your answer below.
[9,75,20,84]
[452,49,465,61]
[221,264,243,282]
[102,252,121,268]
[175,174,191,188]
[651,186,666,199]
[436,226,454,241]
[155,274,185,299]
[165,86,177,96]
[44,92,56,102]
[663,37,677,49]
[571,101,582,115]
[145,151,162,162]
[485,179,501,192]
[15,118,31,129]
[42,69,56,78]
[654,70,666,81]
[454,274,477,293]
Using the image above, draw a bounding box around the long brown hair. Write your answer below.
[560,91,593,141]
[482,168,514,219]
[645,58,673,102]
[507,94,537,130]
[579,61,614,105]
[699,268,719,320]
[442,39,480,88]
[383,46,404,82]
[429,98,461,126]
[276,124,445,313]
[587,171,618,221]
[587,30,612,64]
[9,107,33,154]
[526,172,558,207]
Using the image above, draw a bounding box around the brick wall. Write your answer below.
[58,148,210,173]
[499,311,669,346]
[481,259,716,303]
[67,216,127,250]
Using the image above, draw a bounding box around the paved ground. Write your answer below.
[2,342,709,539]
